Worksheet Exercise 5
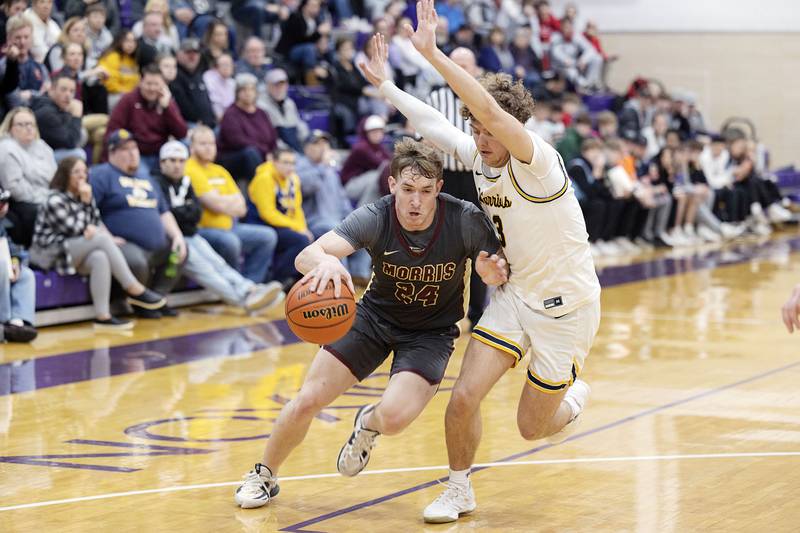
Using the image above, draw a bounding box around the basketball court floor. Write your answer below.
[1,232,799,532]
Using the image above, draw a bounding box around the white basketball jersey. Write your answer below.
[455,129,600,317]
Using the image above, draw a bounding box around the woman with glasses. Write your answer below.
[0,107,57,245]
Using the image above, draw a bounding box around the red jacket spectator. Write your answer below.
[339,116,391,186]
[217,103,278,159]
[104,66,187,159]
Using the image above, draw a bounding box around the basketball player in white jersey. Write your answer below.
[360,0,602,523]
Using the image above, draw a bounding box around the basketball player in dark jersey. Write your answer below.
[235,138,508,509]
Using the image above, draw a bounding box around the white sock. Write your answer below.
[449,468,470,487]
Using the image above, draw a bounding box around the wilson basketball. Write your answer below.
[285,280,356,344]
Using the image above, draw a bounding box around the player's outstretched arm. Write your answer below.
[474,250,508,287]
[360,33,472,161]
[408,0,534,164]
[295,231,356,297]
[782,284,800,333]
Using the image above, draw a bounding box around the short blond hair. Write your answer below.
[390,138,443,182]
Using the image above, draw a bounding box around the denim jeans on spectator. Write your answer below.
[231,0,274,39]
[270,226,309,282]
[217,146,263,183]
[138,154,160,176]
[119,240,185,295]
[0,264,36,324]
[183,234,254,306]
[198,223,277,283]
[288,43,320,70]
[54,147,87,163]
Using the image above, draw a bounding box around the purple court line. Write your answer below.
[281,358,800,533]
[1,235,798,397]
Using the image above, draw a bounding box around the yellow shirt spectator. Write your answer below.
[98,51,140,95]
[186,156,241,230]
[248,160,307,233]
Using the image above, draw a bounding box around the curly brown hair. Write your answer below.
[460,73,536,125]
[390,138,443,182]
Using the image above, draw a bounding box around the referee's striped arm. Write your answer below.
[426,86,471,172]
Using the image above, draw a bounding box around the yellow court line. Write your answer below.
[2,451,799,512]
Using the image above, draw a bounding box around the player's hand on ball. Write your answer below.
[475,250,508,286]
[301,256,355,298]
[781,284,800,333]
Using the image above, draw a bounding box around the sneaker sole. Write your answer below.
[235,484,280,509]
[423,506,476,523]
[247,290,285,313]
[94,322,134,331]
[336,404,374,477]
[127,296,167,310]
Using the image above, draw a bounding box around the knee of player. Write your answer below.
[372,408,413,436]
[289,390,326,420]
[446,386,481,419]
[516,415,548,441]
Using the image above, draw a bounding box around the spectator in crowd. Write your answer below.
[133,0,180,53]
[260,68,309,152]
[31,156,167,329]
[156,52,177,83]
[0,107,57,246]
[135,11,173,68]
[31,72,86,162]
[701,134,741,224]
[97,29,140,109]
[203,52,235,122]
[535,0,561,45]
[619,80,653,134]
[169,37,216,127]
[524,98,563,144]
[449,23,478,54]
[84,3,113,69]
[550,17,602,92]
[246,148,312,289]
[54,41,111,116]
[583,20,615,90]
[89,128,188,318]
[25,0,61,64]
[389,16,440,96]
[153,140,286,312]
[509,25,542,90]
[44,16,89,72]
[295,130,350,238]
[643,111,669,160]
[0,14,50,109]
[436,0,465,38]
[478,26,515,75]
[603,138,649,251]
[199,18,233,72]
[230,0,289,41]
[339,114,391,206]
[217,73,277,183]
[0,0,26,47]
[555,111,592,165]
[275,0,332,74]
[235,37,270,82]
[0,187,37,342]
[185,125,278,283]
[105,63,188,171]
[64,0,120,35]
[596,110,618,140]
[172,0,222,39]
[568,137,619,256]
[324,36,373,145]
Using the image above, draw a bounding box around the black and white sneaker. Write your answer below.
[337,404,379,477]
[234,463,280,509]
[93,316,134,330]
[127,289,166,310]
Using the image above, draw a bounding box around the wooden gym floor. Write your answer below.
[1,232,799,532]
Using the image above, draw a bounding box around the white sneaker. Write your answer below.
[244,281,285,312]
[234,464,280,509]
[719,223,744,240]
[768,203,793,223]
[337,404,379,476]
[614,237,640,253]
[697,225,721,243]
[633,237,655,251]
[546,379,591,444]
[751,203,769,225]
[423,481,477,523]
